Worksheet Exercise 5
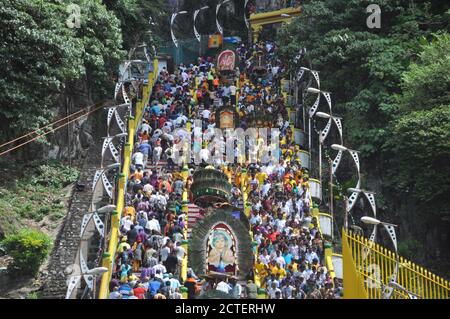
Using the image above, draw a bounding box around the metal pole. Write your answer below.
[329,158,334,239]
[308,117,311,151]
[343,195,348,230]
[93,275,96,299]
[319,129,322,184]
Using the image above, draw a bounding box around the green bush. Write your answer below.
[29,162,79,189]
[26,291,40,299]
[2,229,53,276]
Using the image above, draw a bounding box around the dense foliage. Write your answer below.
[0,160,80,232]
[2,229,53,276]
[0,0,124,142]
[104,0,168,56]
[385,33,450,222]
[277,0,450,269]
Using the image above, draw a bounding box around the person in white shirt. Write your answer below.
[160,245,171,262]
[201,108,211,120]
[154,262,167,275]
[143,183,154,194]
[267,282,281,299]
[216,279,232,294]
[145,215,161,233]
[169,276,181,293]
[275,251,286,269]
[175,244,185,261]
[230,84,237,105]
[305,248,319,264]
[259,252,270,266]
[170,288,182,299]
[132,151,144,169]
[152,144,162,165]
[120,215,133,233]
[261,181,271,197]
[141,122,152,136]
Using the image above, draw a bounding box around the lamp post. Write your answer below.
[314,111,342,185]
[305,86,327,153]
[361,216,400,299]
[194,6,209,43]
[171,11,188,48]
[105,103,131,134]
[86,267,108,298]
[331,144,361,189]
[244,0,250,29]
[101,132,128,169]
[96,205,117,254]
[91,162,121,210]
[216,0,232,36]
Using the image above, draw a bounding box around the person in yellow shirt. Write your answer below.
[123,206,136,222]
[255,169,268,185]
[117,237,130,253]
[222,165,233,184]
[288,176,297,189]
[277,266,287,279]
[295,169,303,184]
[234,169,241,188]
[268,260,279,274]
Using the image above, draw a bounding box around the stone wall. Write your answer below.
[40,141,103,299]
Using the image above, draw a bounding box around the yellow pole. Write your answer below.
[98,59,156,299]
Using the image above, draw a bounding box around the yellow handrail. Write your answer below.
[342,228,450,299]
[98,59,158,299]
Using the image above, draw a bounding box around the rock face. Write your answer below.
[40,135,104,299]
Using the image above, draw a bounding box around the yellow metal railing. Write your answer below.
[343,229,450,299]
[98,59,158,299]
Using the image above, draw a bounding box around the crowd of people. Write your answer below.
[107,39,343,299]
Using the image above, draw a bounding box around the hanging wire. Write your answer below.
[0,102,106,157]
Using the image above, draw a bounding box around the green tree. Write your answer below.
[385,33,450,222]
[277,0,449,158]
[104,0,169,56]
[2,229,53,276]
[276,1,450,269]
[0,0,124,142]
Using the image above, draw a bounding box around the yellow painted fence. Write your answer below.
[343,229,450,299]
[98,59,158,299]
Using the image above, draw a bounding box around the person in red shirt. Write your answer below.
[133,283,147,299]
[158,113,167,128]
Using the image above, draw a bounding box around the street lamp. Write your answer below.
[361,216,400,299]
[194,6,209,42]
[330,144,360,185]
[216,0,232,35]
[101,132,128,168]
[96,205,117,214]
[307,87,322,94]
[105,103,131,135]
[171,11,188,48]
[244,0,250,29]
[92,162,121,204]
[87,267,108,298]
[315,112,343,143]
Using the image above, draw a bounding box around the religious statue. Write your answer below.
[207,228,235,273]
